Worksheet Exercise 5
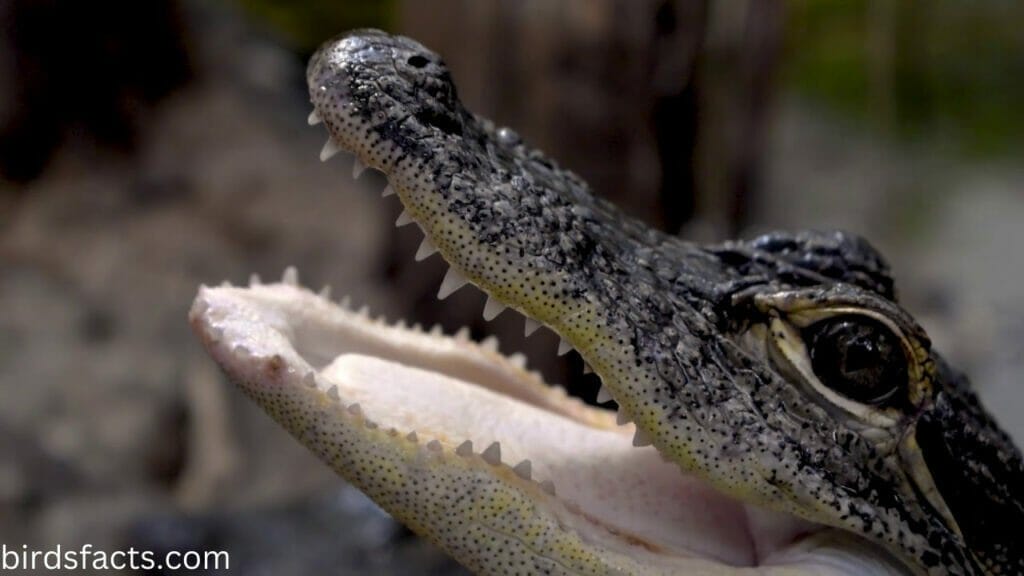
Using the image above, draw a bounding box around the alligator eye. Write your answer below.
[804,316,907,406]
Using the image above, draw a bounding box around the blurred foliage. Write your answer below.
[236,0,396,54]
[785,0,1024,155]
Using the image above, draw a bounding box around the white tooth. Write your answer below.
[512,459,532,480]
[480,335,499,351]
[307,110,322,125]
[596,385,613,404]
[302,372,317,388]
[320,138,342,161]
[249,273,261,287]
[582,362,594,375]
[282,266,298,286]
[415,236,438,261]
[616,410,631,426]
[632,428,653,447]
[347,403,362,416]
[426,439,442,452]
[455,440,473,457]
[406,431,418,443]
[557,338,573,356]
[219,280,231,287]
[327,385,340,402]
[523,316,542,337]
[481,442,502,465]
[319,285,332,299]
[352,157,367,179]
[429,324,443,336]
[357,305,370,317]
[381,184,396,197]
[454,326,471,340]
[437,267,469,299]
[482,295,506,321]
[508,353,527,369]
[540,480,556,496]
[340,295,352,309]
[395,210,415,227]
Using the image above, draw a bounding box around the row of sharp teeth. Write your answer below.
[301,368,558,497]
[199,305,559,497]
[307,109,651,447]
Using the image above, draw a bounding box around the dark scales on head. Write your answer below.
[308,30,1023,576]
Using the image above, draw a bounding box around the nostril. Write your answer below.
[407,54,429,68]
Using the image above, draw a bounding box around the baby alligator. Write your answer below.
[190,30,1023,575]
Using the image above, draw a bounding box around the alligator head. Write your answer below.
[190,30,1023,575]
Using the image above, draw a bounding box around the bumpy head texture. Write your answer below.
[307,30,1022,575]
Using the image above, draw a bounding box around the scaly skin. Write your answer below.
[191,30,1023,576]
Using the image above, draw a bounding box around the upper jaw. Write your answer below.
[302,30,944,575]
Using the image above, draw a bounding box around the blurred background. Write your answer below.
[0,1,1021,573]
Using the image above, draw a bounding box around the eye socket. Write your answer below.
[803,315,908,406]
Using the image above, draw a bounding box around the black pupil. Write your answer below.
[804,316,907,406]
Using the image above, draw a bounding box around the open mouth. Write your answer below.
[190,277,900,575]
[188,30,914,576]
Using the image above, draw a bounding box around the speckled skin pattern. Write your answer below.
[301,30,1023,576]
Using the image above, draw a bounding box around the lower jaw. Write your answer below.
[191,276,834,570]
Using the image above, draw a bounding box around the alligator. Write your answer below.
[189,30,1023,575]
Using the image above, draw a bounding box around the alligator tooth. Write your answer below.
[352,157,367,179]
[282,266,298,286]
[406,431,418,443]
[482,295,506,321]
[381,184,396,197]
[596,385,613,404]
[307,110,321,125]
[582,362,594,375]
[480,335,499,352]
[540,480,556,496]
[249,273,261,287]
[426,439,442,452]
[302,372,317,388]
[415,236,438,261]
[616,410,632,426]
[233,344,251,357]
[512,459,532,480]
[340,295,352,309]
[454,326,471,340]
[429,324,443,336]
[508,353,527,369]
[347,403,363,416]
[319,285,332,299]
[219,280,231,287]
[481,441,502,465]
[557,338,573,356]
[327,385,340,402]
[208,326,224,341]
[437,267,469,299]
[455,440,473,457]
[320,138,342,161]
[395,210,415,227]
[523,316,542,337]
[632,428,653,447]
